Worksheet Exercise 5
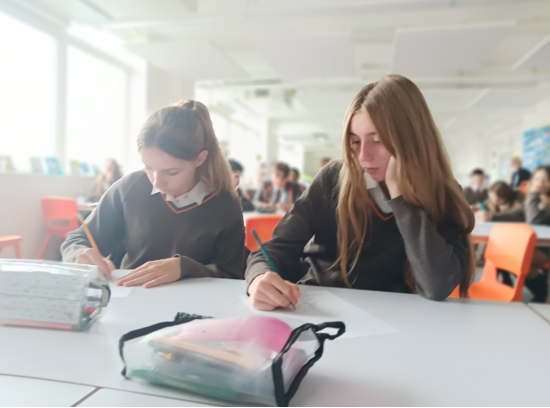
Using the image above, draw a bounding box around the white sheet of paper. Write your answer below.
[240,290,398,339]
[108,270,133,298]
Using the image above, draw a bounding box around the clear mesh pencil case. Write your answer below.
[119,313,345,406]
[0,259,110,331]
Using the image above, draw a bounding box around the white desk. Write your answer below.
[0,375,94,407]
[77,389,211,407]
[528,303,550,323]
[472,221,550,246]
[2,279,550,406]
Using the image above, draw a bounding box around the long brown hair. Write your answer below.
[336,75,475,297]
[488,181,521,213]
[137,100,234,197]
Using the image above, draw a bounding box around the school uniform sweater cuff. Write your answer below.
[387,195,405,208]
[174,254,204,280]
[64,244,91,263]
[245,266,274,294]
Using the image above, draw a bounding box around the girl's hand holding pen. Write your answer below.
[248,272,301,311]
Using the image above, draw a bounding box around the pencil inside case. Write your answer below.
[120,313,345,406]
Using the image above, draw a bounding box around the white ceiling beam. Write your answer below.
[391,22,514,74]
[99,0,523,29]
[513,34,550,70]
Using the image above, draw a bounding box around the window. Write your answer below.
[65,46,127,170]
[210,112,228,142]
[0,10,56,172]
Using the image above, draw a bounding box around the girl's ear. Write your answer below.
[194,150,209,168]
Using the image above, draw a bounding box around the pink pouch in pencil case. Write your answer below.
[119,313,345,406]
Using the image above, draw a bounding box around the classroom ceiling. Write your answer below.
[17,0,550,154]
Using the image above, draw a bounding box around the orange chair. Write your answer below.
[38,197,80,259]
[245,214,284,252]
[451,223,537,302]
[0,235,22,258]
[519,180,530,194]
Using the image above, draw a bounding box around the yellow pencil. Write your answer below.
[77,214,100,253]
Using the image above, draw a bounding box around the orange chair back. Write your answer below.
[41,197,80,237]
[484,223,536,279]
[519,180,529,194]
[451,223,536,302]
[245,214,284,252]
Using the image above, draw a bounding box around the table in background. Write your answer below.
[0,375,94,407]
[472,221,550,246]
[243,210,285,225]
[1,279,550,406]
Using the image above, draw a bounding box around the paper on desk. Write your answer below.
[108,270,133,298]
[240,290,398,339]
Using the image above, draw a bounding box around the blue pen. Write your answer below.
[479,203,487,212]
[251,229,296,310]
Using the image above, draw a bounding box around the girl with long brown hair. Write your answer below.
[245,75,475,310]
[62,100,245,287]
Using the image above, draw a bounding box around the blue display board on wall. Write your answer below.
[522,125,550,171]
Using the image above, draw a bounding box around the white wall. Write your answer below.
[145,65,197,114]
[145,64,183,114]
[0,174,95,260]
[278,144,304,173]
[304,149,342,177]
[522,100,550,135]
[448,132,500,187]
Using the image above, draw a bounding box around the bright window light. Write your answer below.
[65,46,127,169]
[0,10,56,172]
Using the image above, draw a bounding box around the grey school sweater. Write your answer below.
[62,171,246,280]
[245,161,472,301]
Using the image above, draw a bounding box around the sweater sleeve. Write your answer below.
[245,164,336,285]
[178,200,246,280]
[491,206,525,222]
[61,181,126,262]
[388,196,469,301]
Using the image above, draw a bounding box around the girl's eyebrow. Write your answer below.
[349,131,377,137]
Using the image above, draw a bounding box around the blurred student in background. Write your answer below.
[289,167,305,193]
[229,159,255,212]
[319,157,331,171]
[463,168,488,207]
[254,162,302,213]
[474,181,524,222]
[88,159,123,202]
[511,157,531,189]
